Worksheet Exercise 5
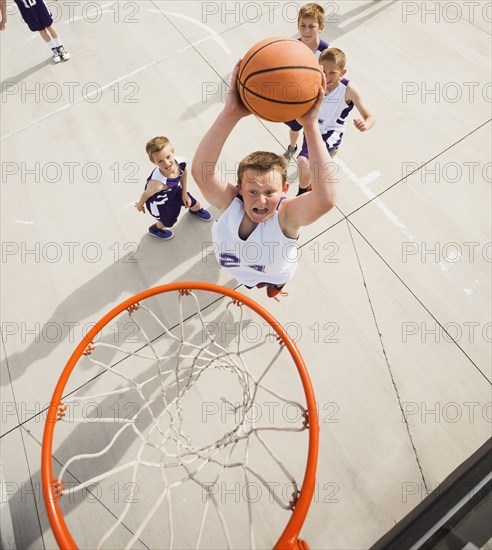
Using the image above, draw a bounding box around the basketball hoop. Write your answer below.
[42,282,319,549]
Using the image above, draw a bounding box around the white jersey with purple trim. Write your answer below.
[315,39,329,59]
[317,78,354,149]
[211,197,298,287]
[298,38,329,59]
[147,156,186,189]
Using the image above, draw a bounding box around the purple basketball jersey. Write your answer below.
[14,0,53,32]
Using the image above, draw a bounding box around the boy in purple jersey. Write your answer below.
[283,2,329,161]
[296,47,376,195]
[0,0,70,63]
[136,137,211,241]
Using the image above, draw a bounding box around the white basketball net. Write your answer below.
[52,290,311,549]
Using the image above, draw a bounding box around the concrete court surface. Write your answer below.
[1,0,491,548]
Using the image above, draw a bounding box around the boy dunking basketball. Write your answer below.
[136,137,211,241]
[283,2,329,160]
[191,62,337,300]
[297,47,376,195]
[0,0,70,63]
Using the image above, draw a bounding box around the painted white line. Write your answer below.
[14,219,34,224]
[335,156,457,276]
[150,8,232,55]
[334,156,414,238]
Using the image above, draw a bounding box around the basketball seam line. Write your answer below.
[239,37,299,81]
[239,83,318,106]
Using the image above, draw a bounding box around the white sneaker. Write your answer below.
[57,46,71,61]
[52,48,61,63]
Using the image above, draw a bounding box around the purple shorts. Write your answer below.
[298,131,342,159]
[149,191,197,228]
[15,0,53,31]
[284,119,303,132]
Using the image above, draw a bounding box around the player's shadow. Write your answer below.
[0,59,53,95]
[9,305,254,548]
[0,215,235,389]
[327,0,394,42]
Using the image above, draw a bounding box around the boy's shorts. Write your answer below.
[156,192,197,228]
[298,143,339,159]
[17,0,54,31]
[284,119,303,132]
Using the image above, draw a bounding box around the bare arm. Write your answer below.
[180,167,192,208]
[280,75,337,234]
[135,180,161,213]
[0,0,7,30]
[191,61,251,211]
[346,82,375,132]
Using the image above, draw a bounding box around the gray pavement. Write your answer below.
[1,1,491,548]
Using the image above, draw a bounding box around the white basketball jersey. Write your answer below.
[317,78,354,149]
[211,197,299,287]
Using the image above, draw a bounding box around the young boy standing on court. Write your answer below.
[136,137,211,241]
[283,2,329,160]
[0,0,70,63]
[191,62,336,300]
[296,47,376,195]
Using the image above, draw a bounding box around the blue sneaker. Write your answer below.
[149,224,174,240]
[189,208,212,222]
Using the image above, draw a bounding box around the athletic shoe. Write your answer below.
[148,224,174,240]
[57,46,71,61]
[189,208,212,221]
[283,145,298,160]
[52,48,61,63]
[266,284,287,301]
[296,185,312,196]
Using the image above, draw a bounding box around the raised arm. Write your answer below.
[281,74,338,233]
[0,0,7,31]
[191,61,251,211]
[347,82,376,132]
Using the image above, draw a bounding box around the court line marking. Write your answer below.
[335,156,458,275]
[1,9,230,140]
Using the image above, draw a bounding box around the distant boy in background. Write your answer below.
[0,0,70,63]
[136,137,211,241]
[283,2,329,160]
[296,47,376,195]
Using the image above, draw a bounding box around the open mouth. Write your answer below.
[253,207,268,215]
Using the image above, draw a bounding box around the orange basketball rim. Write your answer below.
[42,282,320,550]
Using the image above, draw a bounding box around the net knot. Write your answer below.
[53,480,64,499]
[127,303,140,313]
[56,404,67,421]
[289,489,301,510]
[83,342,95,356]
[302,410,309,428]
[179,289,192,296]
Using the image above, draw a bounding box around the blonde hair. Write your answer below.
[237,151,288,185]
[319,47,346,71]
[298,3,325,27]
[146,136,172,162]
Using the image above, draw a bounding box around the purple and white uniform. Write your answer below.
[14,0,53,32]
[211,196,298,287]
[285,38,329,132]
[299,77,354,157]
[145,157,197,228]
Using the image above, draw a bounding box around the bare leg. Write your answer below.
[38,28,51,42]
[46,25,59,39]
[289,129,299,148]
[297,155,311,191]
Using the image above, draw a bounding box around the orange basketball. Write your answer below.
[237,36,322,123]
